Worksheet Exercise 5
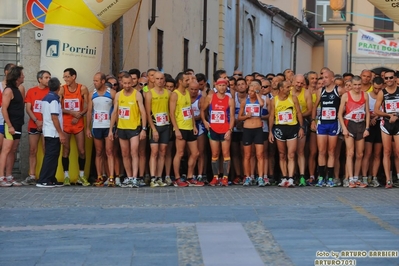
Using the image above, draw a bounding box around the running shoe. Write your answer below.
[173,178,189,187]
[221,176,229,187]
[103,178,109,186]
[263,177,270,186]
[209,176,219,186]
[63,176,71,186]
[306,176,316,186]
[164,176,173,186]
[243,177,251,186]
[357,178,368,188]
[108,177,115,187]
[94,176,104,187]
[156,178,168,187]
[22,176,36,186]
[371,177,380,188]
[36,182,55,188]
[278,178,288,187]
[132,178,139,188]
[343,179,349,188]
[0,177,12,187]
[6,176,22,186]
[287,178,295,187]
[258,177,265,187]
[233,176,242,185]
[385,180,393,189]
[187,178,205,187]
[115,177,122,187]
[51,181,64,187]
[315,177,324,187]
[77,176,90,186]
[349,180,357,188]
[326,178,336,187]
[298,177,306,187]
[150,178,159,188]
[333,177,342,187]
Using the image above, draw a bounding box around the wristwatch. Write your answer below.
[142,127,147,131]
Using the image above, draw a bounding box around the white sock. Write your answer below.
[64,171,69,178]
[263,175,268,179]
[79,171,84,178]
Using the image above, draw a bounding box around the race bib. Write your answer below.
[321,107,336,120]
[349,110,365,122]
[155,112,169,126]
[385,99,399,114]
[210,110,225,124]
[94,111,109,123]
[64,98,80,111]
[277,110,293,124]
[182,107,192,120]
[33,100,42,113]
[245,104,260,116]
[118,107,130,120]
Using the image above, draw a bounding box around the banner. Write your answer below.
[356,29,399,58]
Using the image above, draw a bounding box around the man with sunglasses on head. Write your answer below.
[374,69,399,188]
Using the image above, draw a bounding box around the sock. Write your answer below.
[211,159,219,176]
[78,157,86,171]
[64,171,69,178]
[223,159,230,177]
[373,176,377,180]
[263,174,268,179]
[318,165,326,179]
[353,176,358,181]
[327,167,334,179]
[62,157,69,172]
[79,171,84,178]
[250,175,255,179]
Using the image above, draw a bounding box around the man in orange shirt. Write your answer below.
[59,68,89,186]
[22,70,51,185]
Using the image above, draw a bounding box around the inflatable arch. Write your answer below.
[368,0,399,26]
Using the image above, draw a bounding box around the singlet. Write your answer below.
[209,93,230,133]
[233,93,244,132]
[382,87,399,121]
[244,97,261,117]
[174,89,193,130]
[368,92,378,118]
[117,89,141,130]
[0,82,4,125]
[366,85,373,93]
[261,94,269,132]
[319,86,340,124]
[344,91,366,125]
[25,86,49,129]
[150,88,170,127]
[191,94,205,134]
[92,88,113,128]
[7,85,25,128]
[292,88,307,114]
[62,84,84,129]
[274,95,297,126]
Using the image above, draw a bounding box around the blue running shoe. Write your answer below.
[315,177,324,187]
[243,177,251,186]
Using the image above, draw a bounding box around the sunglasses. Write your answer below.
[262,85,270,89]
[112,83,118,86]
[385,76,394,80]
[139,82,147,86]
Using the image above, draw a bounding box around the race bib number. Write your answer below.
[64,98,80,111]
[277,110,293,124]
[321,107,336,120]
[155,112,169,126]
[118,107,130,120]
[94,111,109,123]
[350,110,365,122]
[210,110,225,124]
[385,99,399,114]
[182,107,192,120]
[33,100,42,113]
[245,104,260,116]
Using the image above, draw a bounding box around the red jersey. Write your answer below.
[24,86,50,129]
[344,91,366,126]
[62,84,84,133]
[209,93,230,133]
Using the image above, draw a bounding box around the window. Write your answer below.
[183,38,189,70]
[205,48,210,79]
[157,29,163,71]
[314,0,347,28]
[374,7,393,38]
[0,1,23,25]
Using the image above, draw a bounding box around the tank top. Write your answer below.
[209,93,230,133]
[117,89,141,130]
[62,84,84,127]
[233,93,244,132]
[344,91,366,125]
[175,89,193,130]
[0,82,5,125]
[191,94,205,134]
[292,88,307,114]
[382,87,399,121]
[150,88,170,126]
[319,86,340,124]
[368,92,378,118]
[7,85,25,128]
[274,95,298,126]
[261,95,269,132]
[244,97,261,117]
[92,88,113,128]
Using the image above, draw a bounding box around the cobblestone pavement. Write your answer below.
[0,186,399,265]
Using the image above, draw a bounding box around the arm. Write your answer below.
[261,97,270,121]
[238,99,250,121]
[2,88,15,135]
[364,93,370,138]
[293,95,304,138]
[200,94,211,130]
[256,92,264,107]
[108,92,120,141]
[311,89,321,131]
[337,93,348,137]
[268,98,275,143]
[80,85,89,116]
[50,100,65,144]
[302,89,313,117]
[136,91,147,140]
[169,92,181,139]
[85,91,94,138]
[145,91,156,131]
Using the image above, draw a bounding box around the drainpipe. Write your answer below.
[148,0,156,30]
[234,0,240,70]
[200,0,208,52]
[292,27,302,73]
[348,0,354,73]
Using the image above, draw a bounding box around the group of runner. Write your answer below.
[1,64,398,189]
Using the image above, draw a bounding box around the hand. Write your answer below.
[86,128,92,139]
[204,121,210,131]
[108,130,114,141]
[246,112,252,118]
[389,115,398,123]
[152,130,159,142]
[224,130,232,141]
[71,117,79,125]
[342,128,349,137]
[298,128,304,139]
[71,111,81,119]
[175,129,182,140]
[139,130,146,140]
[370,117,377,126]
[193,126,198,136]
[59,132,66,145]
[36,120,43,131]
[268,132,274,143]
[311,120,316,132]
[363,129,370,138]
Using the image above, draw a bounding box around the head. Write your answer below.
[384,69,396,88]
[248,80,261,98]
[322,70,334,87]
[118,70,129,84]
[316,77,324,90]
[175,72,190,89]
[138,77,148,89]
[229,76,237,90]
[185,68,195,76]
[344,79,352,92]
[128,68,140,87]
[3,63,15,75]
[37,70,51,87]
[215,78,228,94]
[261,79,271,95]
[165,77,176,92]
[154,71,165,88]
[266,73,275,80]
[276,73,285,81]
[63,68,77,86]
[147,68,157,84]
[343,72,354,82]
[320,67,331,77]
[306,71,318,88]
[93,72,106,90]
[120,73,133,91]
[373,77,384,93]
[188,81,200,98]
[48,77,61,92]
[334,76,344,87]
[195,73,207,91]
[6,65,24,88]
[360,69,372,86]
[213,69,228,85]
[271,77,280,90]
[278,81,291,97]
[294,74,305,91]
[244,74,254,86]
[236,77,247,93]
[351,75,362,92]
[233,70,243,79]
[283,69,294,82]
[106,76,119,91]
